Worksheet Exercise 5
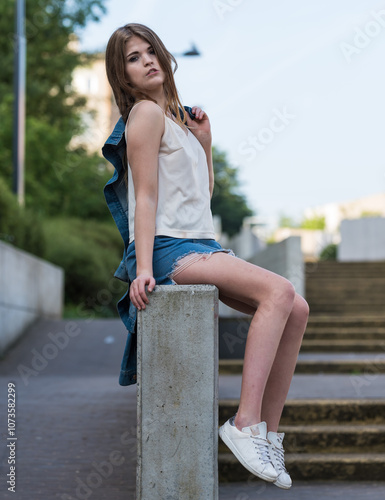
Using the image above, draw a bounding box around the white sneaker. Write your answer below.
[219,418,278,482]
[267,431,292,489]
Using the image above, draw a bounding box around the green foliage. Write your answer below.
[23,117,112,218]
[0,0,120,314]
[319,243,337,261]
[0,177,45,256]
[0,0,255,317]
[42,217,126,315]
[278,214,299,228]
[278,214,326,230]
[0,0,108,218]
[360,211,382,218]
[300,215,326,230]
[211,147,254,237]
[0,0,105,119]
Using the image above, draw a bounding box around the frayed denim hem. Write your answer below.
[167,247,235,284]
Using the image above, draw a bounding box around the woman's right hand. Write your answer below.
[129,273,156,310]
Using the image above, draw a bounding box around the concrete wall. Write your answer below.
[339,217,385,261]
[0,241,64,355]
[219,224,265,261]
[248,236,304,295]
[137,285,218,500]
[218,236,304,318]
[273,227,336,259]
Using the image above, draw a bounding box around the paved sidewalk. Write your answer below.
[0,318,137,500]
[219,481,385,499]
[1,318,385,500]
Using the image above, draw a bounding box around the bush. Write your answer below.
[319,243,337,261]
[42,217,127,316]
[0,176,46,257]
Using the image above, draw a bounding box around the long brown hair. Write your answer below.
[105,23,187,127]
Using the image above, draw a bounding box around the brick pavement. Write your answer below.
[1,318,385,500]
[0,318,136,500]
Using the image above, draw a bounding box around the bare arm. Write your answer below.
[126,101,164,310]
[186,107,214,198]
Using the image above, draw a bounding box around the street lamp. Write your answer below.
[13,0,26,207]
[173,43,201,58]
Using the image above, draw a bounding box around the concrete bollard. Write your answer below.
[137,285,219,500]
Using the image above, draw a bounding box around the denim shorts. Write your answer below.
[125,235,235,285]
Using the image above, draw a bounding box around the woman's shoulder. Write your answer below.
[125,100,165,142]
[128,100,164,123]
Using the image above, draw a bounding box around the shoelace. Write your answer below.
[250,436,272,465]
[271,445,287,472]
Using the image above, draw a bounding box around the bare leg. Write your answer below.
[261,294,309,431]
[219,293,308,431]
[171,253,309,431]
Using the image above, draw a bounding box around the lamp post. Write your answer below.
[173,43,201,58]
[13,0,26,207]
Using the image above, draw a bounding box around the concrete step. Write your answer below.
[306,316,385,328]
[221,317,385,330]
[219,357,385,375]
[219,481,385,500]
[305,262,385,316]
[219,399,385,425]
[308,305,385,315]
[218,424,385,454]
[219,315,385,359]
[219,452,385,481]
[220,373,385,400]
[300,339,384,352]
[303,328,385,340]
[306,273,385,279]
[306,278,385,285]
[306,288,385,297]
[305,261,385,273]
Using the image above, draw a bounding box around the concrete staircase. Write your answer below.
[218,260,385,481]
[219,400,385,481]
[305,261,385,315]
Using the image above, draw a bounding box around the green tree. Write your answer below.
[278,214,299,228]
[278,214,326,230]
[300,215,325,230]
[0,0,108,218]
[0,177,45,256]
[319,243,337,261]
[211,147,254,237]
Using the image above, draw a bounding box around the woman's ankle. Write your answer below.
[234,413,262,431]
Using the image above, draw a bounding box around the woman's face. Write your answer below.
[124,35,165,93]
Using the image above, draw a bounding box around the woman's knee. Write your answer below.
[292,293,310,327]
[266,278,296,316]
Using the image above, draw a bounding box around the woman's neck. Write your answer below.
[146,88,167,112]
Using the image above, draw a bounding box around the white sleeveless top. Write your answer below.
[126,102,216,243]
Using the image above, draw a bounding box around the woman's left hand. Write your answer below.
[186,106,212,150]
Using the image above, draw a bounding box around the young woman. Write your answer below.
[104,23,309,490]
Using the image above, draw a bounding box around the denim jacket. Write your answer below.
[102,116,138,386]
[102,108,191,386]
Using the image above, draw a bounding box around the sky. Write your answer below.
[78,0,385,229]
